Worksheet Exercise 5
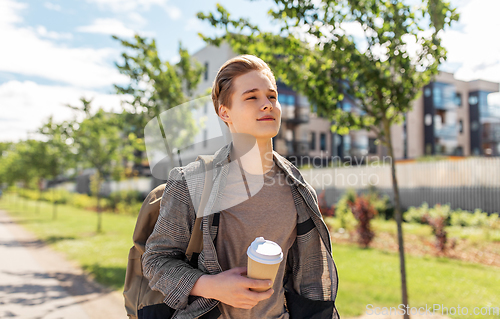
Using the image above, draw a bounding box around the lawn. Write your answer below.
[1,193,499,319]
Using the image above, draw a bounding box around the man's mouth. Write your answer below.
[257,116,275,121]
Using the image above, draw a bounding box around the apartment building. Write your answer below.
[188,43,500,165]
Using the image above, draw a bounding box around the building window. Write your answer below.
[433,86,442,106]
[368,138,377,154]
[425,114,433,126]
[469,95,478,105]
[278,94,296,106]
[424,87,431,97]
[204,62,209,81]
[203,129,208,148]
[459,120,463,133]
[343,135,351,156]
[310,132,316,150]
[455,93,462,107]
[320,133,326,151]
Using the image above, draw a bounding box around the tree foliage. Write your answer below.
[197,1,459,315]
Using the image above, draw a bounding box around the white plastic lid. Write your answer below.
[246,237,283,265]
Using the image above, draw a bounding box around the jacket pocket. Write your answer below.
[285,286,335,319]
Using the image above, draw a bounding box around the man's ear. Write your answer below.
[219,104,231,124]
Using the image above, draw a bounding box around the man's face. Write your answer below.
[219,70,281,141]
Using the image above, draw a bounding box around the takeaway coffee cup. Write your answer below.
[246,237,283,292]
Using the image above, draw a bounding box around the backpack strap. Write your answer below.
[186,155,214,260]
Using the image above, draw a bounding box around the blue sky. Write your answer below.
[0,0,499,142]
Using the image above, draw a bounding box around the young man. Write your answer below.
[143,55,340,318]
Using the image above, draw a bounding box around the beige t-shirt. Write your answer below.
[215,160,298,319]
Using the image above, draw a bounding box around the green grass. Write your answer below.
[1,193,499,318]
[333,244,500,318]
[0,193,135,289]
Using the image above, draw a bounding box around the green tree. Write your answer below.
[69,98,134,233]
[198,1,458,316]
[0,142,13,187]
[113,35,205,175]
[38,117,77,218]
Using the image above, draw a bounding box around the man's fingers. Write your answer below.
[228,267,247,275]
[243,288,274,300]
[245,277,273,289]
[256,288,274,300]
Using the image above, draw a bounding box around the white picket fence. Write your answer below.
[302,157,500,213]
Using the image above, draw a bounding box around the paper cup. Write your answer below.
[246,237,283,292]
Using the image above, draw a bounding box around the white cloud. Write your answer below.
[77,18,136,37]
[128,12,147,26]
[0,0,26,25]
[441,0,500,83]
[86,0,181,19]
[36,25,72,40]
[0,0,128,88]
[44,2,61,11]
[0,81,132,142]
[185,16,204,32]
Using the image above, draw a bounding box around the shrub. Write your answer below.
[106,190,143,214]
[422,213,448,254]
[318,190,335,217]
[348,195,377,248]
[365,187,393,220]
[404,203,452,225]
[334,189,357,231]
[405,203,500,230]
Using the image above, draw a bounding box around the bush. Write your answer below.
[68,193,98,210]
[107,190,143,212]
[405,203,500,229]
[116,201,143,216]
[422,213,448,253]
[404,203,452,225]
[318,190,335,217]
[348,195,377,248]
[365,186,393,220]
[334,189,357,231]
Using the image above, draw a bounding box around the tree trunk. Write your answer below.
[36,188,41,214]
[52,188,57,220]
[383,117,410,319]
[97,193,102,233]
[23,187,27,211]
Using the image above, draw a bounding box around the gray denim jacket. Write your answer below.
[142,143,340,319]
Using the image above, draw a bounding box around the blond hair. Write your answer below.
[211,55,277,123]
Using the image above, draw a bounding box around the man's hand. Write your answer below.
[191,267,274,309]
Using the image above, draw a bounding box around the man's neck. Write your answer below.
[230,136,274,175]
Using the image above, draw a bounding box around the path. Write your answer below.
[0,209,127,319]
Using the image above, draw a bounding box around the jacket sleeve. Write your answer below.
[142,166,205,310]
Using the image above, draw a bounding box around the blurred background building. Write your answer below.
[187,43,500,166]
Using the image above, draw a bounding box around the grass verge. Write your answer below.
[1,193,499,318]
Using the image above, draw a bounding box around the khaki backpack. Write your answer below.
[123,155,214,318]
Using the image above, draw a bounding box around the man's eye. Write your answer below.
[246,96,256,100]
[269,96,277,100]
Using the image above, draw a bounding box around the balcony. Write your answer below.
[285,140,309,157]
[282,106,309,124]
[482,123,500,142]
[435,123,458,139]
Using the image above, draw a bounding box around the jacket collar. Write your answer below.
[212,141,306,188]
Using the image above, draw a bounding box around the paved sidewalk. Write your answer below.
[0,209,127,319]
